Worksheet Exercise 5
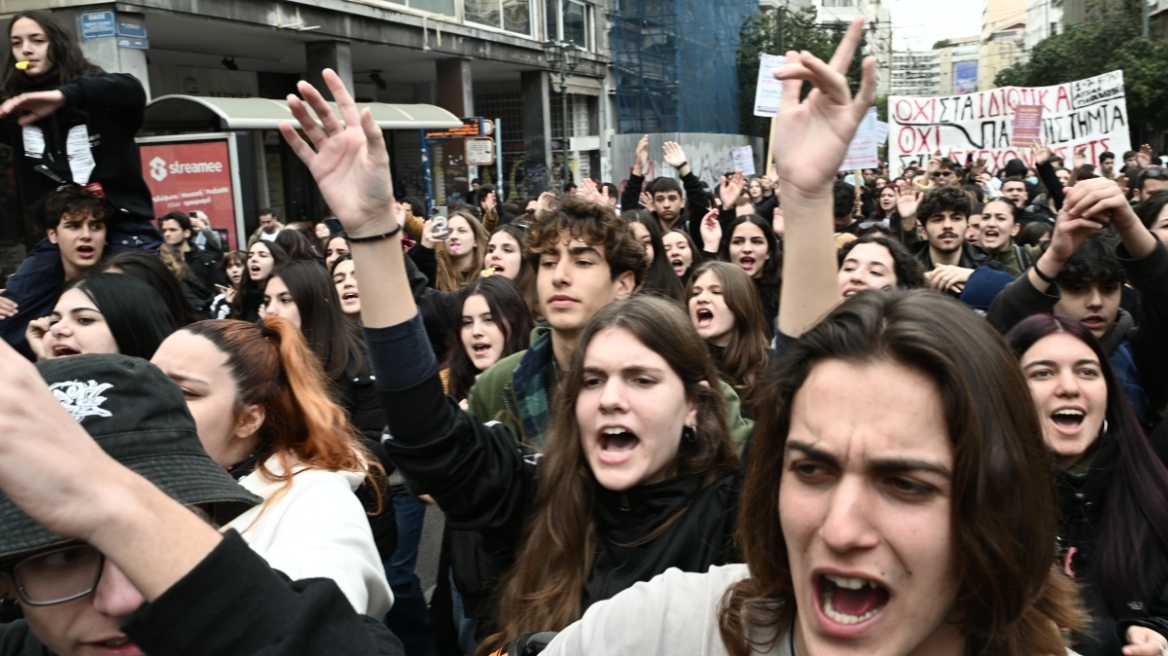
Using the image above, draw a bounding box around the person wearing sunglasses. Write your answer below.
[1138,167,1168,204]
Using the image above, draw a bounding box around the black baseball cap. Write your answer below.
[0,354,261,559]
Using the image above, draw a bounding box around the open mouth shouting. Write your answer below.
[1049,407,1086,435]
[815,573,891,633]
[76,244,97,260]
[737,256,757,272]
[470,341,492,359]
[694,307,715,329]
[341,291,359,306]
[670,257,686,275]
[597,425,640,466]
[842,286,864,298]
[980,227,1004,248]
[249,264,264,279]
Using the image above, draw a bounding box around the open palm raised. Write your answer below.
[278,69,397,237]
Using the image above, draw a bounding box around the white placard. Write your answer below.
[874,120,889,144]
[839,108,879,171]
[731,145,756,176]
[465,138,496,166]
[753,54,787,118]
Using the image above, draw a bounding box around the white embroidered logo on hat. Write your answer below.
[49,380,114,422]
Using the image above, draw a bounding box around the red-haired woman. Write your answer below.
[150,316,392,617]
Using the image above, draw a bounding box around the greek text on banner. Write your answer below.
[887,71,1129,178]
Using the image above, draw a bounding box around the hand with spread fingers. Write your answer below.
[0,89,66,126]
[770,18,876,195]
[277,69,396,239]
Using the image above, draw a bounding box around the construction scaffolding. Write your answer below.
[610,0,756,135]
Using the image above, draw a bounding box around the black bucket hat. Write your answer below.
[0,354,261,560]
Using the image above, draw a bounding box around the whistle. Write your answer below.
[15,61,29,70]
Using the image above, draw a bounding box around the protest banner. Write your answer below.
[887,71,1129,178]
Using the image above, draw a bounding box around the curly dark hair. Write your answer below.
[838,234,926,290]
[524,195,649,288]
[1052,229,1125,288]
[916,186,971,226]
[1136,189,1168,231]
[43,185,114,230]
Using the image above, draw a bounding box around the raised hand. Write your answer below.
[662,141,688,169]
[699,209,723,252]
[1065,177,1157,258]
[1138,143,1154,168]
[639,190,653,209]
[1045,207,1105,267]
[770,17,877,196]
[538,191,557,212]
[481,189,497,214]
[896,183,920,220]
[772,205,785,238]
[0,90,66,126]
[1073,146,1087,170]
[633,134,650,175]
[971,158,988,176]
[24,316,50,361]
[720,170,746,209]
[278,69,395,238]
[1032,137,1053,165]
[577,177,609,205]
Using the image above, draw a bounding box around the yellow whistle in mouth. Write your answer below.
[15,61,29,70]
[484,267,497,276]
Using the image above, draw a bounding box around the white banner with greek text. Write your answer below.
[887,71,1129,179]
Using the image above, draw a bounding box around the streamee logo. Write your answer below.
[148,156,225,183]
[150,157,167,182]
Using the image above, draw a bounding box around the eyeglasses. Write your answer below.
[2,545,104,606]
[1142,167,1167,181]
[931,171,955,178]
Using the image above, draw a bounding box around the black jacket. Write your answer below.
[1056,437,1168,655]
[0,73,154,224]
[0,531,403,656]
[379,373,740,637]
[620,172,710,241]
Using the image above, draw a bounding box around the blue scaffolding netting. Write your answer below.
[610,0,756,135]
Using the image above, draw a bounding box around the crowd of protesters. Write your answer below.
[2,10,1168,656]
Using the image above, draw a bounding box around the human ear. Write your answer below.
[232,404,266,441]
[46,228,58,245]
[613,269,636,300]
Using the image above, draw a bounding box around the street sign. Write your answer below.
[117,20,148,39]
[465,138,496,166]
[425,118,481,140]
[79,11,116,39]
[118,37,150,50]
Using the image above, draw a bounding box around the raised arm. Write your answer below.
[775,18,877,337]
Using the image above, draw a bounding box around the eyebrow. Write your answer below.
[167,371,210,386]
[1022,358,1101,370]
[568,246,602,258]
[786,440,952,478]
[843,257,888,269]
[582,364,666,377]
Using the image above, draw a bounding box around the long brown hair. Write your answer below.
[686,261,770,407]
[3,11,102,98]
[719,290,1084,655]
[180,317,382,508]
[483,295,739,653]
[435,211,488,291]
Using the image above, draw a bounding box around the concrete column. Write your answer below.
[60,8,152,99]
[436,59,474,117]
[520,70,552,194]
[305,41,353,101]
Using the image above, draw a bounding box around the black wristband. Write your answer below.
[1032,261,1056,284]
[348,224,403,243]
[677,161,688,169]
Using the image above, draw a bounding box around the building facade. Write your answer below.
[935,35,980,95]
[11,0,613,219]
[889,50,940,97]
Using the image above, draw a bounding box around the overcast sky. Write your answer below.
[881,0,984,50]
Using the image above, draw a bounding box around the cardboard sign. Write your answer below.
[1010,104,1044,146]
[140,141,238,250]
[731,145,756,176]
[753,54,788,118]
[888,71,1129,178]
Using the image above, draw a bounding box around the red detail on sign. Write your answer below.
[140,141,238,250]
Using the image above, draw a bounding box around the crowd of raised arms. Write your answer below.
[3,10,1168,656]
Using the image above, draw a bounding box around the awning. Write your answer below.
[142,95,463,132]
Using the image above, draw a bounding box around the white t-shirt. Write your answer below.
[227,455,392,617]
[260,228,281,242]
